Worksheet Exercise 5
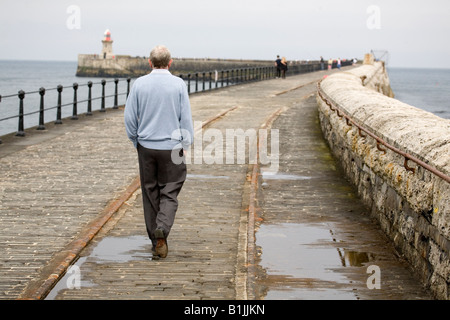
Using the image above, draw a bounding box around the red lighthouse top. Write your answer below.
[103,29,111,41]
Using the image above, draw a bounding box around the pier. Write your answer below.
[0,63,447,301]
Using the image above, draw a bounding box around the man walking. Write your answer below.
[275,55,282,78]
[124,45,194,258]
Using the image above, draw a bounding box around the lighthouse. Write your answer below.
[101,29,114,59]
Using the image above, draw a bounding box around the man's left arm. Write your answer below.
[124,85,139,148]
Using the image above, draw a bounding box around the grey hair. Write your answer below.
[150,45,172,68]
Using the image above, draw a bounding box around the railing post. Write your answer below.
[195,73,198,93]
[16,90,25,137]
[187,74,191,94]
[113,78,119,109]
[55,85,63,124]
[226,70,229,86]
[100,79,106,112]
[202,72,206,91]
[71,83,78,120]
[209,72,212,90]
[37,87,46,130]
[126,78,131,98]
[86,81,93,115]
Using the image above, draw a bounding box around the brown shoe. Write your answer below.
[155,229,168,258]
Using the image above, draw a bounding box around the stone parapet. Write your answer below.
[76,55,275,78]
[317,61,450,299]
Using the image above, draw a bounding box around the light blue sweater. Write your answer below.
[124,69,194,150]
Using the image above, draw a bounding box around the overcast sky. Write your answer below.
[1,0,449,68]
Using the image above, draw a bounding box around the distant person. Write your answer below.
[328,58,333,70]
[281,57,288,79]
[337,58,342,70]
[275,55,282,78]
[124,45,194,259]
[320,56,324,70]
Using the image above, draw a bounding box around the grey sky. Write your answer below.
[1,0,449,68]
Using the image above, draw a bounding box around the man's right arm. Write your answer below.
[179,82,194,150]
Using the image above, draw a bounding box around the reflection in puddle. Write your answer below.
[337,249,372,267]
[45,235,152,300]
[256,223,375,299]
[87,235,151,263]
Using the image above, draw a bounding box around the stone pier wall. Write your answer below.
[316,60,450,299]
[76,55,274,78]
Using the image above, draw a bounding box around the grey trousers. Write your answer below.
[137,144,186,248]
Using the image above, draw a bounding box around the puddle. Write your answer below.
[87,235,151,264]
[261,171,312,181]
[255,223,375,299]
[187,174,230,180]
[45,235,151,300]
[264,287,358,300]
[256,223,345,281]
[45,256,94,300]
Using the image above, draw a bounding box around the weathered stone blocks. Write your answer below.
[317,61,450,299]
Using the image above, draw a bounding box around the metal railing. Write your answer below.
[0,60,352,144]
[0,78,132,142]
[180,66,275,95]
[317,80,450,184]
[177,60,353,95]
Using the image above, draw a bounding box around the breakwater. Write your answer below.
[75,55,348,78]
[317,59,450,299]
[76,56,276,78]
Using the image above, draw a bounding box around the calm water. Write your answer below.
[387,67,450,119]
[0,61,449,137]
[0,60,133,137]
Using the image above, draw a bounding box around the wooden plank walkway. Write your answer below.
[0,67,432,301]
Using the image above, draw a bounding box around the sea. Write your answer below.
[0,60,449,137]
